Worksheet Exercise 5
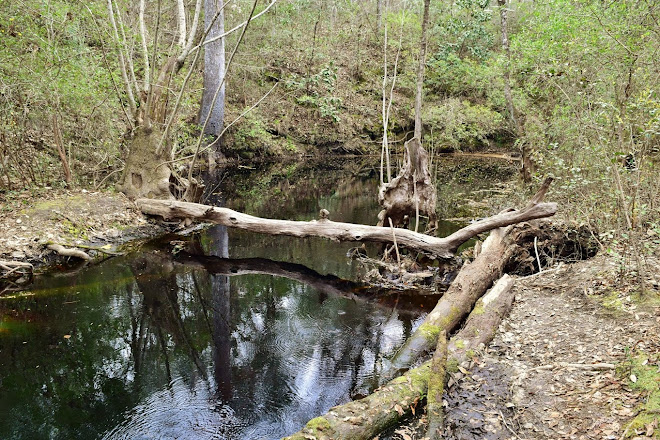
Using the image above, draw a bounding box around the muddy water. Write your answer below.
[0,158,516,440]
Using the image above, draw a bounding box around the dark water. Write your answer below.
[0,158,516,440]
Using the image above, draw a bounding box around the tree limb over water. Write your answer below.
[136,182,556,259]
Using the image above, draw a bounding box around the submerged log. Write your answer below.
[137,194,556,259]
[282,274,516,440]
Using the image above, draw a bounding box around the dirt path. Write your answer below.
[443,256,660,440]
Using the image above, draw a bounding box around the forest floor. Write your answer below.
[439,254,660,440]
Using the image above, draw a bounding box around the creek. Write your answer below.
[0,157,516,440]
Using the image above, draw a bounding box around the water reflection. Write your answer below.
[0,241,420,440]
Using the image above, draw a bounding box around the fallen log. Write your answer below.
[386,178,552,372]
[446,274,515,363]
[386,224,514,373]
[426,331,448,439]
[136,197,556,259]
[282,274,517,440]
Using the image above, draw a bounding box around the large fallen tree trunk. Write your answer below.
[282,274,516,440]
[386,179,552,372]
[137,194,556,259]
[386,223,517,373]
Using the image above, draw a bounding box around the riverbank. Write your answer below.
[0,188,166,287]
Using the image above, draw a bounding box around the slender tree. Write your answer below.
[378,0,437,233]
[199,0,226,139]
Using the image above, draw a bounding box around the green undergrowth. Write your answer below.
[619,350,660,438]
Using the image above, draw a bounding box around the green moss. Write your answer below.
[620,352,660,438]
[305,417,331,432]
[454,339,466,349]
[446,357,460,374]
[598,290,625,311]
[406,361,432,391]
[418,322,443,344]
[472,300,485,315]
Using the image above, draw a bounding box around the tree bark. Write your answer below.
[136,198,557,259]
[426,331,447,439]
[199,0,226,138]
[118,128,174,200]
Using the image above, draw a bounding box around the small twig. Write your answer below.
[532,362,615,371]
[534,236,542,272]
[388,218,401,269]
[95,167,124,189]
[499,410,523,440]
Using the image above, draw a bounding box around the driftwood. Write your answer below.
[136,195,556,259]
[282,274,516,440]
[426,331,448,439]
[47,244,92,261]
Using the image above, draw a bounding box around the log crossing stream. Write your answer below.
[0,158,517,439]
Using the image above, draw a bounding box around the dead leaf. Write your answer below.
[394,404,404,416]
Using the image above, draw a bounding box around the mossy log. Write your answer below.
[387,225,514,373]
[426,331,448,439]
[282,274,517,440]
[136,194,556,259]
[447,274,515,361]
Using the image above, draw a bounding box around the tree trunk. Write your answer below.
[117,128,174,200]
[136,197,557,259]
[378,137,437,230]
[199,0,226,138]
[414,0,431,140]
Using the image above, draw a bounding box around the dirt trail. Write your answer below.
[443,256,660,440]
